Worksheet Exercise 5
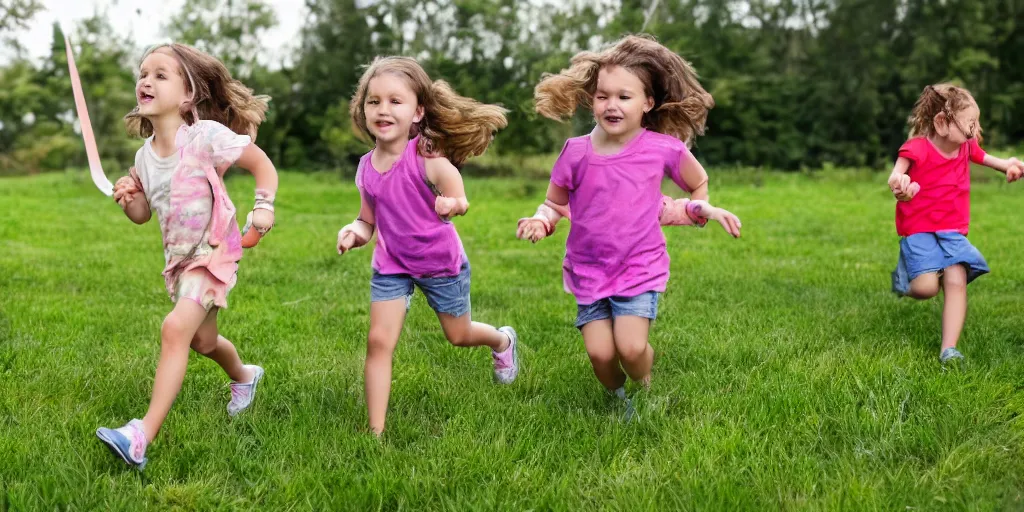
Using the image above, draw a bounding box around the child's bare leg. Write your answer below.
[141,299,208,441]
[612,316,654,384]
[582,320,627,391]
[908,272,940,299]
[436,313,509,351]
[365,299,408,436]
[940,264,968,351]
[189,307,252,383]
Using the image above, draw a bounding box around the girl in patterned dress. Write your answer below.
[96,43,278,469]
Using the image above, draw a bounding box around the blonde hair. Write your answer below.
[534,34,715,145]
[907,83,982,142]
[125,43,269,139]
[349,56,508,167]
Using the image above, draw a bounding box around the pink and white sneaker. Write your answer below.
[493,327,520,384]
[228,365,264,417]
[96,419,148,469]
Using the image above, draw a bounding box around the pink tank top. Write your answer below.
[356,137,464,277]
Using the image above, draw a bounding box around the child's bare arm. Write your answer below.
[425,156,469,220]
[517,183,570,243]
[887,157,919,201]
[659,197,742,238]
[338,193,376,255]
[112,170,151,224]
[981,154,1024,182]
[678,155,709,201]
[235,143,279,230]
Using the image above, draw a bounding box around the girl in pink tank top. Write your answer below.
[336,57,520,436]
[517,35,743,418]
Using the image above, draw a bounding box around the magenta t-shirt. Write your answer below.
[895,137,986,237]
[551,129,696,305]
[356,136,464,278]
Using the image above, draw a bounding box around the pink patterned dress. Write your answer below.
[129,120,251,310]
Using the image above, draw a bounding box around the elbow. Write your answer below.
[130,211,151,225]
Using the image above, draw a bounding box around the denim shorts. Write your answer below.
[891,231,989,295]
[370,259,471,317]
[575,292,660,328]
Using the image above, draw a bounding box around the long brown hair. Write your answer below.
[907,83,982,142]
[349,56,508,167]
[124,43,269,139]
[534,34,715,145]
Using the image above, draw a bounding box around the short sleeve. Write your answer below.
[968,138,987,165]
[664,140,698,193]
[197,120,251,172]
[897,138,928,165]
[354,154,370,192]
[550,139,581,191]
[130,147,150,203]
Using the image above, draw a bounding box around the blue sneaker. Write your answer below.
[96,419,148,469]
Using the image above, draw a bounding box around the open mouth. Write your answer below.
[137,92,155,104]
[375,120,395,130]
[603,115,623,124]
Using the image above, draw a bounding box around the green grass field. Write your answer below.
[2,169,1024,510]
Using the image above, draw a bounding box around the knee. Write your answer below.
[617,339,649,363]
[943,267,968,292]
[161,314,191,344]
[587,343,617,367]
[909,279,940,299]
[908,287,939,300]
[367,328,396,357]
[445,328,472,347]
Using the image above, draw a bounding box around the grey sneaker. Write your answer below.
[228,365,264,417]
[493,327,519,384]
[623,397,638,423]
[940,347,964,364]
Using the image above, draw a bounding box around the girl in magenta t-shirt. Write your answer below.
[335,57,518,436]
[517,36,742,417]
[888,84,1023,364]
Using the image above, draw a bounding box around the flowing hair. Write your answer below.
[907,83,982,142]
[349,56,508,167]
[125,43,269,139]
[534,34,715,145]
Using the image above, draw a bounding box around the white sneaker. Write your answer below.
[493,327,520,384]
[228,365,264,417]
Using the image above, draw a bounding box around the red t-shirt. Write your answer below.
[895,137,986,237]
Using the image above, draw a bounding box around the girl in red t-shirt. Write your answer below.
[888,84,1023,364]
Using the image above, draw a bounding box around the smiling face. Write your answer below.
[135,49,189,119]
[592,65,654,139]
[362,72,424,145]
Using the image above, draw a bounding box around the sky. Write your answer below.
[9,0,307,64]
